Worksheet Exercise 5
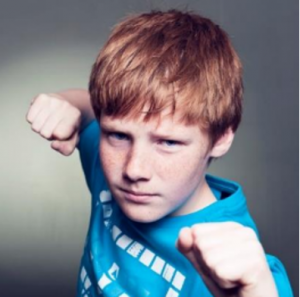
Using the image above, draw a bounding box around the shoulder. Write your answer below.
[78,120,100,150]
[77,120,104,193]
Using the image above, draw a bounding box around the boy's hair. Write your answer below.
[89,10,243,146]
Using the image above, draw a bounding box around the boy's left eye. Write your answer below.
[160,139,181,147]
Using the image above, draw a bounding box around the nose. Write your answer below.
[123,145,152,183]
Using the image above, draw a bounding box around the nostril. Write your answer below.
[123,145,152,182]
[122,171,150,183]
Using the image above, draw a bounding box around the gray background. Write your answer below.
[0,0,298,296]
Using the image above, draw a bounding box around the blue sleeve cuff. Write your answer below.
[267,254,294,297]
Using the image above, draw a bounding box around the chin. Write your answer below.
[120,205,163,224]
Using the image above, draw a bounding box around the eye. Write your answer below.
[108,132,129,141]
[160,139,181,147]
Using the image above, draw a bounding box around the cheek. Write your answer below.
[157,151,207,187]
[156,156,189,179]
[99,142,123,177]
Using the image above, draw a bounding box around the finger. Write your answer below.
[203,253,248,290]
[26,94,48,123]
[200,272,239,297]
[39,108,69,139]
[192,226,258,253]
[190,225,249,277]
[31,107,52,133]
[40,97,81,139]
[51,132,79,156]
[189,242,240,295]
[191,222,242,238]
[211,241,266,286]
[52,117,80,141]
[66,132,79,155]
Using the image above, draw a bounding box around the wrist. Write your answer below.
[240,267,278,297]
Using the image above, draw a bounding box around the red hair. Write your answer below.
[89,10,243,145]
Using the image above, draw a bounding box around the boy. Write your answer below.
[26,10,293,297]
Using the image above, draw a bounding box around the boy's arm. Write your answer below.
[177,222,279,297]
[26,89,95,156]
[52,89,95,133]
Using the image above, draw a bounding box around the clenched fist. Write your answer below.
[26,93,81,156]
[177,222,278,297]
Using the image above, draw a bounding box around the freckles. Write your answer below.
[161,151,206,183]
[103,152,123,169]
[100,145,122,172]
[155,158,177,177]
[156,156,188,180]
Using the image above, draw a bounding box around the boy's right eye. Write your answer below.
[107,132,129,141]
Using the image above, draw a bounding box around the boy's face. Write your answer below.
[99,111,217,223]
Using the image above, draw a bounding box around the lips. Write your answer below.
[119,188,156,203]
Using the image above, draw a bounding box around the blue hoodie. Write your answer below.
[76,120,293,297]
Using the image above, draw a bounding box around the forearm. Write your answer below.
[53,89,95,132]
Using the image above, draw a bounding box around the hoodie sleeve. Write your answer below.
[266,254,294,297]
[77,120,101,193]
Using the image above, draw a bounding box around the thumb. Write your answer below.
[177,227,200,271]
[51,132,79,156]
[177,227,193,254]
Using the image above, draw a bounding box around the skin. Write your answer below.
[26,92,279,297]
[177,223,278,297]
[99,112,219,223]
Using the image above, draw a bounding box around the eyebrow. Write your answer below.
[100,123,131,134]
[100,121,192,142]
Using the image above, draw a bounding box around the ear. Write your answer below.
[209,128,235,158]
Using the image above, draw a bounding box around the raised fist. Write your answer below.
[26,93,81,156]
[177,222,278,297]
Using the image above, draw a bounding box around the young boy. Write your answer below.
[26,10,293,297]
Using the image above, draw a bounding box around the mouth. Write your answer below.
[118,188,156,204]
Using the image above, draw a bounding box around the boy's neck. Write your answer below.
[197,180,218,209]
[171,179,217,217]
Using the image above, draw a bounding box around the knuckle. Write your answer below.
[73,108,81,119]
[36,93,49,103]
[53,128,65,139]
[191,224,202,237]
[54,122,70,137]
[26,112,32,123]
[61,100,71,110]
[53,123,76,140]
[68,120,77,131]
[31,123,40,133]
[228,221,242,229]
[243,227,257,239]
[30,96,38,105]
[40,129,51,139]
[49,97,68,111]
[49,97,61,108]
[31,125,38,133]
[248,240,263,254]
[251,256,263,269]
[252,260,268,279]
